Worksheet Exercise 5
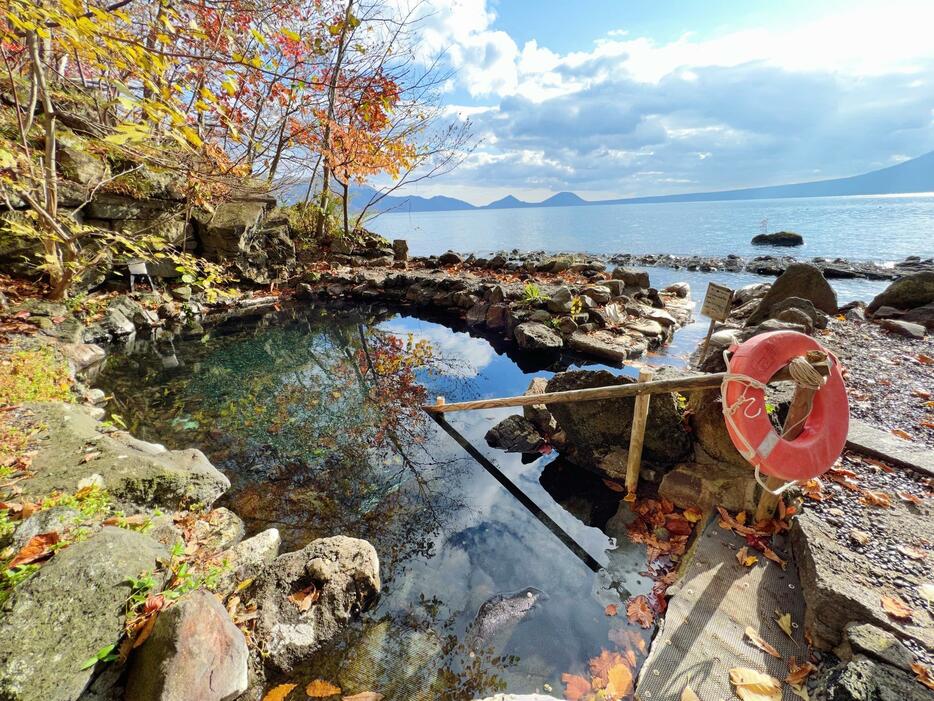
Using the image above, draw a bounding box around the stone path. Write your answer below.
[847,419,934,477]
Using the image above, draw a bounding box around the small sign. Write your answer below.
[701,282,734,321]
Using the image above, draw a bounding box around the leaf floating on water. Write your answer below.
[774,611,795,640]
[743,626,781,658]
[728,667,782,701]
[881,595,914,620]
[606,663,633,697]
[626,595,655,628]
[261,684,297,701]
[8,532,60,568]
[604,603,618,616]
[589,649,626,684]
[305,679,341,697]
[342,693,384,701]
[681,687,701,701]
[561,673,592,701]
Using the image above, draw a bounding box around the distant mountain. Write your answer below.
[280,150,934,213]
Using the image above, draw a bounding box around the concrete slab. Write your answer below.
[635,519,806,701]
[847,419,934,477]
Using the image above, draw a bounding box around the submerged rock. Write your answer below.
[126,590,248,701]
[466,588,548,650]
[250,535,380,673]
[0,528,167,701]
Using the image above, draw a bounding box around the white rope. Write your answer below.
[720,349,826,497]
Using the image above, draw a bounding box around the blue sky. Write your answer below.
[401,0,934,204]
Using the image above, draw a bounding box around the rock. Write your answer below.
[836,623,915,672]
[733,282,771,306]
[544,369,691,471]
[868,271,934,313]
[465,302,489,326]
[768,296,829,328]
[611,267,650,288]
[555,316,578,334]
[663,282,690,298]
[9,506,80,551]
[687,389,749,469]
[625,318,664,337]
[776,307,814,334]
[879,318,926,339]
[746,263,838,325]
[547,286,574,314]
[901,301,934,329]
[190,507,245,554]
[60,342,106,371]
[485,303,508,330]
[659,462,758,513]
[392,239,408,261]
[514,322,563,350]
[214,529,281,593]
[582,285,612,304]
[523,377,558,435]
[0,528,167,701]
[20,402,230,511]
[57,134,110,186]
[751,231,804,246]
[251,536,380,673]
[568,330,633,362]
[872,305,903,319]
[438,251,463,266]
[198,201,268,258]
[484,415,545,453]
[823,655,934,701]
[125,590,248,701]
[171,285,192,301]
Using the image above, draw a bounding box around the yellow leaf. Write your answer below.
[790,684,810,700]
[774,611,795,640]
[606,663,633,697]
[743,626,781,658]
[305,679,341,697]
[681,687,701,701]
[728,668,782,701]
[262,684,297,701]
[282,28,301,41]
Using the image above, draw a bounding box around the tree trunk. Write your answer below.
[342,179,350,239]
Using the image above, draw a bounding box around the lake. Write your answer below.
[371,194,934,262]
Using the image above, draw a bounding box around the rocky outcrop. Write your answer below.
[250,535,380,673]
[514,321,563,350]
[126,590,249,701]
[20,402,230,511]
[746,263,838,325]
[751,231,804,246]
[867,271,934,313]
[0,528,168,701]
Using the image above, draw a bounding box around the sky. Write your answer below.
[395,0,934,205]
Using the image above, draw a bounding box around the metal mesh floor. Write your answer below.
[635,518,806,701]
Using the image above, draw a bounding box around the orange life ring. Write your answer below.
[721,330,848,482]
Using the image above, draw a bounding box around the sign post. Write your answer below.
[699,282,734,365]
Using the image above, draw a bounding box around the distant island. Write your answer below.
[297,149,934,213]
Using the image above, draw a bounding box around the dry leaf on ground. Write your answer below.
[743,626,781,658]
[305,679,341,697]
[786,658,817,686]
[881,595,914,620]
[789,684,810,700]
[681,687,700,701]
[897,491,924,505]
[8,532,60,568]
[890,428,913,441]
[683,507,703,523]
[626,595,655,628]
[736,546,758,567]
[911,663,934,691]
[729,667,782,701]
[261,684,297,701]
[342,693,384,701]
[860,490,892,508]
[897,545,926,560]
[288,583,320,612]
[774,611,795,640]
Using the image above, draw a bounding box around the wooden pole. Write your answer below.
[625,367,654,502]
[754,381,819,521]
[699,318,717,367]
[424,360,829,414]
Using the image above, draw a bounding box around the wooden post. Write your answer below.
[625,368,654,502]
[754,381,819,521]
[699,318,717,367]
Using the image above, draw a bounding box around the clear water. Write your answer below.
[372,194,934,262]
[95,305,657,700]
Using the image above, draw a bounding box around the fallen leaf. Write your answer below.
[589,649,625,684]
[288,583,320,612]
[604,604,618,616]
[861,490,892,508]
[8,532,60,568]
[729,667,782,701]
[626,595,655,628]
[789,684,810,700]
[849,530,871,545]
[103,514,149,527]
[786,658,817,686]
[625,648,637,667]
[911,662,934,690]
[774,611,795,640]
[743,626,781,658]
[681,687,701,701]
[762,547,787,570]
[890,428,913,441]
[561,673,592,701]
[736,546,759,567]
[881,595,914,620]
[683,507,703,523]
[305,679,341,697]
[606,663,633,697]
[261,684,297,701]
[342,694,384,701]
[131,613,158,648]
[917,353,934,366]
[897,491,924,506]
[897,545,926,560]
[80,451,101,464]
[603,478,625,493]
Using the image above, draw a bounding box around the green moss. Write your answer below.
[0,345,74,406]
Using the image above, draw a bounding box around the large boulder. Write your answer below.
[126,591,249,701]
[901,301,934,330]
[251,536,380,673]
[484,415,545,453]
[867,271,934,313]
[514,322,563,350]
[611,267,650,288]
[0,528,168,701]
[751,231,803,247]
[20,402,230,511]
[197,200,268,258]
[746,263,837,325]
[544,369,691,471]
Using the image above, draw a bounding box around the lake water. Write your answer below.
[95,306,656,700]
[372,194,934,262]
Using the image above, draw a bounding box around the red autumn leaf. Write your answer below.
[604,604,618,616]
[626,595,655,628]
[897,491,923,506]
[561,673,592,701]
[664,515,694,536]
[589,649,626,685]
[8,532,60,568]
[602,478,625,493]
